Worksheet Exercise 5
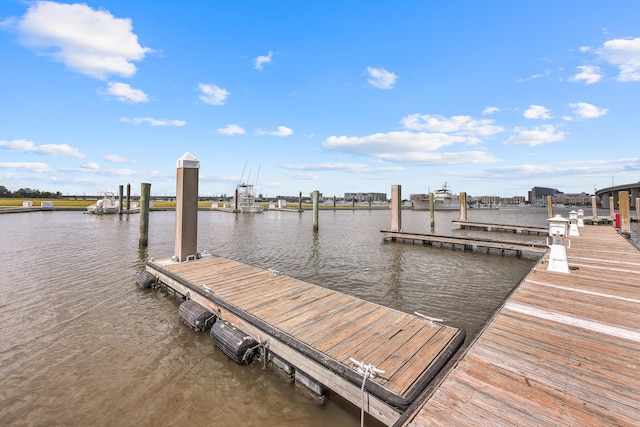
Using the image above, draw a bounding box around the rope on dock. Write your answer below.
[350,357,385,427]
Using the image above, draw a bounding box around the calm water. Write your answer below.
[0,207,616,426]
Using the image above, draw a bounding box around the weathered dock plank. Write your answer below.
[146,255,465,425]
[400,225,640,426]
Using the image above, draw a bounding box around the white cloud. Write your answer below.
[15,1,151,79]
[282,162,404,174]
[504,125,567,146]
[569,65,602,85]
[568,102,608,119]
[269,126,293,137]
[217,124,245,135]
[483,106,500,115]
[0,162,52,173]
[367,67,398,89]
[82,162,100,170]
[401,114,503,142]
[104,82,148,103]
[120,117,186,126]
[598,37,640,82]
[0,139,84,158]
[523,105,552,119]
[254,51,273,70]
[104,154,127,163]
[198,83,229,105]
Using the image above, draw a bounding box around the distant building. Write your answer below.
[528,187,557,203]
[528,187,596,206]
[343,192,387,203]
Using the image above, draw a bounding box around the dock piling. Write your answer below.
[126,183,131,211]
[429,192,435,228]
[118,185,124,215]
[312,190,319,232]
[609,196,615,218]
[591,195,598,219]
[546,195,553,218]
[174,152,200,261]
[619,191,631,234]
[139,183,151,247]
[391,185,402,232]
[459,192,467,221]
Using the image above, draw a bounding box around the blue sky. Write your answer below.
[1,1,639,199]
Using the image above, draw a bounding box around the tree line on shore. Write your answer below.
[0,186,62,199]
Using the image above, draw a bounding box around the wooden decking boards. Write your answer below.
[401,225,640,426]
[146,254,464,426]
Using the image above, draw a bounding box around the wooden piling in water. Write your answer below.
[546,195,553,218]
[459,191,467,221]
[312,190,319,232]
[429,192,435,228]
[118,185,124,215]
[591,195,598,219]
[298,191,302,211]
[126,183,131,211]
[139,183,151,247]
[174,152,200,261]
[391,185,401,232]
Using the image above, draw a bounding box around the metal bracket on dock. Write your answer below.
[268,269,282,276]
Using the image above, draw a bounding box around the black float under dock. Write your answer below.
[145,256,464,425]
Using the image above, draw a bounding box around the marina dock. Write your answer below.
[145,255,464,425]
[451,220,548,235]
[380,230,547,256]
[399,225,640,426]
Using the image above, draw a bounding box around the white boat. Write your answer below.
[234,183,264,213]
[410,182,460,211]
[86,191,119,214]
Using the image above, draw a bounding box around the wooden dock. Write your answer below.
[145,256,464,426]
[452,220,548,235]
[380,230,547,256]
[399,225,640,426]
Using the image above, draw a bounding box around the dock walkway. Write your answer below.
[380,230,547,256]
[400,225,640,426]
[146,256,464,425]
[452,220,547,235]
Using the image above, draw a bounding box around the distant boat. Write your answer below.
[234,183,264,213]
[86,191,119,214]
[410,182,460,211]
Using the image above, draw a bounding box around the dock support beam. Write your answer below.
[391,185,401,232]
[175,152,200,261]
[619,191,631,234]
[459,192,467,221]
[139,183,151,247]
[591,195,598,219]
[546,195,553,218]
[312,190,319,232]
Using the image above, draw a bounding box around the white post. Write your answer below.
[546,215,570,274]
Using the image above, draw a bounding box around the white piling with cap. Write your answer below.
[577,209,584,227]
[175,152,200,262]
[546,214,570,274]
[568,210,580,236]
